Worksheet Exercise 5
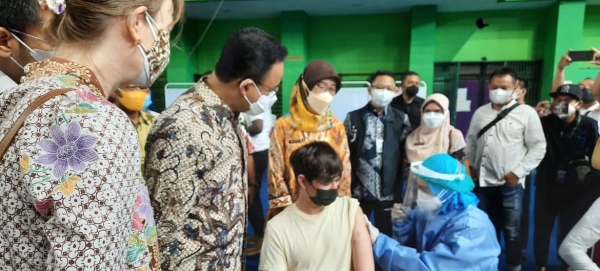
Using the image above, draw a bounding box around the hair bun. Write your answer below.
[39,0,66,15]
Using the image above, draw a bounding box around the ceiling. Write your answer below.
[184,0,600,20]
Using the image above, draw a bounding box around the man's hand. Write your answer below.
[504,172,520,186]
[558,50,572,70]
[363,215,379,245]
[535,101,551,117]
[590,47,600,66]
[391,203,409,222]
[470,167,479,180]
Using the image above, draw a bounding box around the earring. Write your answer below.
[135,39,142,45]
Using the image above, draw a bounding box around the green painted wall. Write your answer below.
[308,14,411,77]
[169,8,551,83]
[410,6,437,95]
[162,4,600,113]
[578,5,600,80]
[168,20,201,83]
[541,1,585,98]
[281,11,308,115]
[583,6,600,50]
[193,18,282,75]
[435,9,546,62]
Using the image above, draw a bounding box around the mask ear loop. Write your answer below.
[132,38,151,88]
[8,30,55,62]
[10,56,24,69]
[8,29,48,43]
[137,13,159,55]
[9,33,37,57]
[145,13,159,41]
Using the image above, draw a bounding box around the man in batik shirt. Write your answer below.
[145,27,287,270]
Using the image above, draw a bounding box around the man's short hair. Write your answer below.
[0,0,40,34]
[369,70,396,84]
[517,77,528,89]
[215,27,288,84]
[290,142,343,185]
[490,67,517,84]
[401,71,420,83]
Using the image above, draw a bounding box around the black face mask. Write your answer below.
[405,86,419,97]
[582,88,595,104]
[308,186,338,206]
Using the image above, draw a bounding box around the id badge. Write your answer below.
[376,139,384,154]
[555,170,566,183]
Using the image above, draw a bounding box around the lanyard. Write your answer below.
[560,115,581,139]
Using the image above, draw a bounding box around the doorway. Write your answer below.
[433,61,543,135]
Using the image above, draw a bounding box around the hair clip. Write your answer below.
[39,0,66,15]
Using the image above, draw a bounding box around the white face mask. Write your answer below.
[555,102,577,119]
[422,112,445,128]
[511,89,522,100]
[130,13,171,88]
[371,88,396,107]
[30,49,55,61]
[244,81,270,116]
[268,91,278,108]
[9,30,55,66]
[307,91,334,115]
[416,189,443,212]
[489,88,514,104]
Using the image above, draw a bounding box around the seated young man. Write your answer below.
[259,141,375,271]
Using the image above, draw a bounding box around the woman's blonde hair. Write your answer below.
[45,0,185,44]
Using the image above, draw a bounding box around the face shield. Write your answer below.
[403,161,464,219]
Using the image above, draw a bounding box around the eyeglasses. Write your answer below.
[315,82,336,93]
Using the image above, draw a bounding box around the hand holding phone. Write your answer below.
[568,50,595,62]
[543,103,551,116]
[592,47,600,66]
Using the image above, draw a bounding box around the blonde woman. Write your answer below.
[0,0,183,269]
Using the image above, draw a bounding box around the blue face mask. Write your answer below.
[143,95,153,111]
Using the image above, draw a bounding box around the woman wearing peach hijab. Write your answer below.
[405,93,467,164]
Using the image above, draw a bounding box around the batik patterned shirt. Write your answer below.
[145,79,247,271]
[0,59,158,270]
[354,107,394,201]
[268,116,351,210]
[134,110,156,168]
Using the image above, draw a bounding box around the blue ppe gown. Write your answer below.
[373,205,500,271]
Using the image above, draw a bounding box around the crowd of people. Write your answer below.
[3,0,600,271]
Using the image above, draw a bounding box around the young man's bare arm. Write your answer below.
[352,207,375,271]
[258,224,288,271]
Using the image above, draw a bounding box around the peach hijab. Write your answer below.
[405,93,466,163]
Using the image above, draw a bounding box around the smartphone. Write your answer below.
[569,50,595,62]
